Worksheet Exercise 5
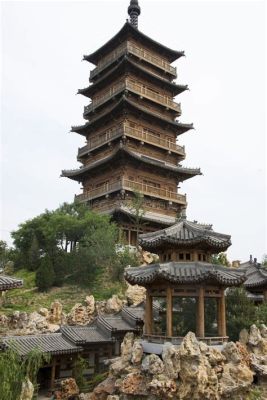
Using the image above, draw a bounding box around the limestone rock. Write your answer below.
[125,283,146,306]
[49,301,63,324]
[239,328,249,345]
[121,332,135,364]
[105,295,123,314]
[67,303,89,325]
[148,374,177,398]
[119,372,147,395]
[60,378,79,399]
[85,295,95,314]
[0,314,9,328]
[93,377,116,398]
[260,324,267,339]
[19,377,34,400]
[131,340,143,365]
[248,324,262,346]
[141,354,164,375]
[39,307,49,318]
[162,342,180,379]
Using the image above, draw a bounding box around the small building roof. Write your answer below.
[84,22,184,65]
[60,325,112,345]
[97,314,137,333]
[124,262,246,287]
[244,264,267,290]
[2,333,82,356]
[0,275,23,291]
[139,219,231,252]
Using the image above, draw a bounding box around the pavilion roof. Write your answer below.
[2,333,82,356]
[0,275,23,291]
[124,262,246,287]
[244,264,267,290]
[79,56,187,98]
[61,145,201,181]
[72,96,193,136]
[139,219,231,252]
[102,205,176,226]
[84,22,184,65]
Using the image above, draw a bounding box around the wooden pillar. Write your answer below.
[217,298,222,336]
[166,287,173,337]
[50,357,57,391]
[264,290,267,303]
[145,291,153,335]
[193,250,198,262]
[220,288,227,337]
[196,286,205,338]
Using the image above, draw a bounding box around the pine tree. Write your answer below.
[28,234,41,271]
[35,256,55,291]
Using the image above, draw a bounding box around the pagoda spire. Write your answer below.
[128,0,141,29]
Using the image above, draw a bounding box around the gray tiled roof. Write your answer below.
[61,325,112,345]
[97,314,137,332]
[0,275,23,291]
[244,264,267,290]
[2,333,82,356]
[125,262,246,287]
[139,219,231,252]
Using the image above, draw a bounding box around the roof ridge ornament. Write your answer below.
[128,0,141,29]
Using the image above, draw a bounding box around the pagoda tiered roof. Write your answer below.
[84,22,184,65]
[124,262,246,287]
[139,219,231,252]
[72,96,193,136]
[61,145,201,181]
[78,57,188,98]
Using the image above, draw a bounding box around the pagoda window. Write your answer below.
[179,253,184,260]
[96,180,109,188]
[186,253,191,261]
[198,254,202,261]
[203,255,207,262]
[143,179,160,189]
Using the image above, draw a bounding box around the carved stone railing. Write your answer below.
[75,178,186,205]
[84,79,181,115]
[143,334,229,346]
[90,41,176,79]
[78,122,185,158]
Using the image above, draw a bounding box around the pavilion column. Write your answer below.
[219,289,227,337]
[145,291,153,335]
[166,287,173,337]
[196,286,205,338]
[217,298,222,336]
[50,356,57,391]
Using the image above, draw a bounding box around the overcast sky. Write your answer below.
[0,0,266,262]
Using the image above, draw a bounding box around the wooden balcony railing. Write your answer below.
[75,178,187,205]
[90,41,176,79]
[84,79,181,115]
[78,122,185,157]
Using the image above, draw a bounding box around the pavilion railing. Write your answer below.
[75,178,187,205]
[78,122,185,157]
[143,334,229,346]
[90,41,177,80]
[84,79,181,114]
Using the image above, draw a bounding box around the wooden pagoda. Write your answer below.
[125,219,246,344]
[61,0,201,244]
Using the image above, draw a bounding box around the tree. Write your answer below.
[127,191,146,244]
[28,234,41,271]
[0,347,49,400]
[35,256,55,291]
[211,252,231,267]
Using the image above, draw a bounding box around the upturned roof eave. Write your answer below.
[78,57,187,98]
[61,145,201,181]
[71,96,194,135]
[83,22,184,65]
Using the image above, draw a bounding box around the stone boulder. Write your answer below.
[19,378,34,400]
[85,295,95,315]
[125,283,146,306]
[49,300,63,324]
[105,295,124,314]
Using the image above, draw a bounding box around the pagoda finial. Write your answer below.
[128,0,141,29]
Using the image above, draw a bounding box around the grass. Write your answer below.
[0,268,125,316]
